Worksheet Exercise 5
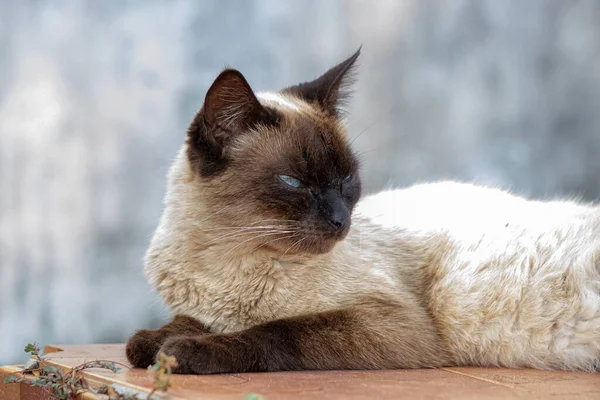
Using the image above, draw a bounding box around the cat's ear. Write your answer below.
[283,47,361,116]
[203,69,272,133]
[187,69,277,177]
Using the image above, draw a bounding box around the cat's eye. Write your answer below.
[343,175,353,183]
[279,175,303,189]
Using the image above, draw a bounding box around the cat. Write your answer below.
[126,48,600,374]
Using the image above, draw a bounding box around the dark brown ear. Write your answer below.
[282,47,361,116]
[187,69,278,177]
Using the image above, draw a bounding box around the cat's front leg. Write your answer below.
[159,298,450,374]
[126,315,210,368]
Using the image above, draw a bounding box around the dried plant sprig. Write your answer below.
[147,352,178,399]
[4,342,184,399]
[73,359,131,373]
[3,342,125,400]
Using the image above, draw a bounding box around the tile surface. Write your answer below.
[1,345,598,399]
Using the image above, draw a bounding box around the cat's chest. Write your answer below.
[174,258,303,333]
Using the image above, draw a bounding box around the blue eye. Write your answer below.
[279,175,303,188]
[343,174,353,183]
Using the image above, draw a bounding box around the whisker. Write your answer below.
[190,218,301,231]
[350,120,380,146]
[282,235,308,257]
[192,208,228,225]
[200,225,288,232]
[205,229,294,246]
[221,231,293,259]
[249,233,301,254]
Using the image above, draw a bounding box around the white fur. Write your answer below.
[257,92,300,111]
[356,181,600,370]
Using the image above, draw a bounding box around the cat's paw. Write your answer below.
[158,335,247,374]
[126,329,162,368]
[126,315,212,369]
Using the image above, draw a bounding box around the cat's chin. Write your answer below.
[302,240,338,255]
[270,235,340,256]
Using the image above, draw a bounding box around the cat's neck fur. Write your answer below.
[146,134,431,334]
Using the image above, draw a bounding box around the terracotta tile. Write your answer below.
[2,345,598,400]
[444,367,600,400]
[0,366,22,399]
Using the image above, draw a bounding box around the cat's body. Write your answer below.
[127,49,600,373]
[147,149,600,371]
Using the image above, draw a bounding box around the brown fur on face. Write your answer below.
[184,50,362,256]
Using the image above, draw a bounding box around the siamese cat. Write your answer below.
[126,49,600,374]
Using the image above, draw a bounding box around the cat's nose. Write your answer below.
[318,190,350,234]
[327,208,347,230]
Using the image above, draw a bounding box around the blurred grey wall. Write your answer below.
[1,0,599,364]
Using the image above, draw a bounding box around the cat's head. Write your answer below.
[186,49,361,255]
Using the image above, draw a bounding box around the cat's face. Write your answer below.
[186,49,362,255]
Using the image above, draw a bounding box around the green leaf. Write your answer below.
[3,376,19,384]
[24,343,40,356]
